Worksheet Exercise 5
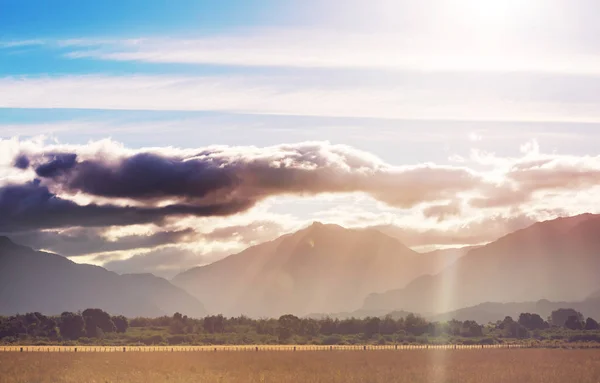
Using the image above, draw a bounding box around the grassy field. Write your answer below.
[1,349,600,383]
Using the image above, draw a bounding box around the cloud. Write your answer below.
[14,140,484,213]
[376,213,541,248]
[204,221,284,244]
[3,74,600,122]
[470,151,600,208]
[422,201,462,222]
[50,24,600,75]
[0,180,254,233]
[101,246,208,278]
[7,227,198,257]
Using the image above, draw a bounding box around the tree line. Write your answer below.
[1,308,598,345]
[0,309,128,342]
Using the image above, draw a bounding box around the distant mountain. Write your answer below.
[306,309,414,320]
[363,214,600,314]
[430,298,600,324]
[588,289,600,301]
[0,237,207,318]
[173,222,464,317]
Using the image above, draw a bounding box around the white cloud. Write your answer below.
[52,25,600,75]
[2,74,600,122]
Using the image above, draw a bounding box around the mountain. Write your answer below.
[363,214,600,314]
[173,223,464,317]
[306,309,414,320]
[430,298,600,324]
[588,289,600,301]
[0,237,207,318]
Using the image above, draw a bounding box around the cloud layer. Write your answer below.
[3,137,600,275]
[11,141,483,227]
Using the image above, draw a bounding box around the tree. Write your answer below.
[380,315,398,335]
[82,309,116,337]
[585,318,599,330]
[299,318,320,337]
[59,312,85,340]
[461,320,483,337]
[404,314,428,336]
[278,314,301,342]
[549,309,584,327]
[565,315,584,330]
[203,315,225,333]
[112,315,129,333]
[497,316,528,338]
[364,317,381,338]
[518,313,548,331]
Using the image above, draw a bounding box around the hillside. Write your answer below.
[0,237,207,318]
[173,223,464,317]
[430,297,600,324]
[364,214,600,314]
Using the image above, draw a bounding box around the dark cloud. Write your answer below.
[7,227,198,257]
[0,181,254,233]
[34,153,77,177]
[13,154,30,169]
[15,143,484,210]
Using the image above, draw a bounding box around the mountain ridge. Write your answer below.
[363,214,600,314]
[172,222,466,317]
[0,237,207,318]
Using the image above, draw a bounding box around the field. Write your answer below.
[1,349,600,383]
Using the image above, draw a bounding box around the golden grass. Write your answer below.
[1,349,600,383]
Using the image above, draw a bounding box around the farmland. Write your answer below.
[1,349,600,383]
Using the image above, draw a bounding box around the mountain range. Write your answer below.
[0,237,207,318]
[2,214,600,320]
[172,222,468,317]
[363,214,600,314]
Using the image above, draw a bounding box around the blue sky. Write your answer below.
[3,0,600,274]
[3,0,600,156]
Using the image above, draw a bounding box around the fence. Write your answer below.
[0,344,532,353]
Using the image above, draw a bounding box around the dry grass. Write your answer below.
[1,349,600,383]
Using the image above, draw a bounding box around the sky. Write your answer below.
[2,0,600,277]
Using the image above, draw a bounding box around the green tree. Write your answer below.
[59,312,85,340]
[112,315,129,333]
[518,313,548,330]
[565,315,584,330]
[278,314,301,342]
[585,317,599,330]
[82,309,116,337]
[404,314,428,336]
[549,309,584,327]
[364,317,381,338]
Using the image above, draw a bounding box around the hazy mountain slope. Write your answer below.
[588,290,600,301]
[430,298,600,324]
[174,222,459,317]
[363,214,600,314]
[419,246,476,274]
[0,237,207,317]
